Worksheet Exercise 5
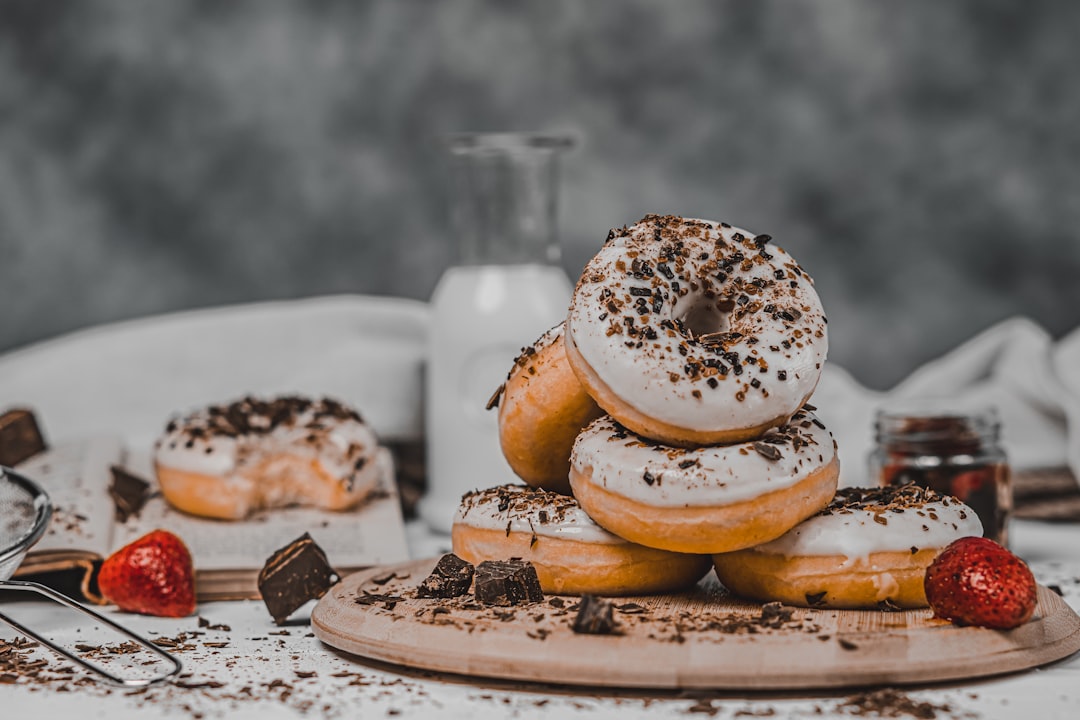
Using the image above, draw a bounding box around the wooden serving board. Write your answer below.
[311,558,1080,690]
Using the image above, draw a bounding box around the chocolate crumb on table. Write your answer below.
[257,533,339,625]
[0,408,47,466]
[837,688,954,718]
[474,559,543,606]
[417,553,475,598]
[572,595,618,635]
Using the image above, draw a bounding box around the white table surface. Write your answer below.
[3,301,1080,718]
[2,518,1079,720]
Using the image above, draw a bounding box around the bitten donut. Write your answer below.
[154,396,386,520]
[452,484,712,595]
[490,323,603,493]
[713,485,983,609]
[569,408,839,554]
[566,214,828,447]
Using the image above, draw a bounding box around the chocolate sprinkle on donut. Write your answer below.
[168,396,362,439]
[458,485,587,527]
[817,485,957,518]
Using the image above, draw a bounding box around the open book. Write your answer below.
[12,437,410,601]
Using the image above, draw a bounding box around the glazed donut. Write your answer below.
[491,323,603,493]
[569,408,839,554]
[452,484,711,596]
[154,396,386,520]
[565,214,827,447]
[712,485,983,609]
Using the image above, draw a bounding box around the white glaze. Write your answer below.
[154,397,381,494]
[453,484,628,545]
[571,410,837,508]
[751,492,983,562]
[566,215,827,432]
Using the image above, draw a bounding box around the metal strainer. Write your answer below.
[0,466,182,686]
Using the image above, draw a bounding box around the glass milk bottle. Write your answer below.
[419,133,575,532]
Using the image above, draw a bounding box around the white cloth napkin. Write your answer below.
[814,317,1080,488]
[0,295,429,448]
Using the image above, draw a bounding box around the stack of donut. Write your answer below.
[453,215,979,608]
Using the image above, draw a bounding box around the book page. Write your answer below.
[115,447,410,574]
[16,437,123,559]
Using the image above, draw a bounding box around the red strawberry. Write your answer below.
[97,530,196,618]
[924,536,1037,630]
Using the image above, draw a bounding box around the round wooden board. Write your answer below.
[312,558,1080,690]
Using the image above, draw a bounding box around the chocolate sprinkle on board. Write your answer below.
[355,592,404,610]
[758,602,795,628]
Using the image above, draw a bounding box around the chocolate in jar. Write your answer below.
[870,407,1012,546]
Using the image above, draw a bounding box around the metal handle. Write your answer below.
[0,580,183,687]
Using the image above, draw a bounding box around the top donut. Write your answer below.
[565,214,827,447]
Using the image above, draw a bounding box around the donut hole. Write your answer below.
[674,296,734,339]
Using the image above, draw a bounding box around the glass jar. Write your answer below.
[869,404,1012,546]
[419,133,576,533]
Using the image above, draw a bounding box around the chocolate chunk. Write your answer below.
[417,553,474,598]
[473,559,543,606]
[572,595,618,635]
[257,533,339,625]
[108,465,151,522]
[0,408,47,466]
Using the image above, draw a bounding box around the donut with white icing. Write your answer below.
[568,408,839,554]
[452,484,711,595]
[491,323,603,493]
[712,485,983,609]
[154,396,385,520]
[565,214,828,447]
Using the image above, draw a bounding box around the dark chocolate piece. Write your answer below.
[473,559,543,606]
[108,465,151,522]
[572,595,617,635]
[0,408,47,467]
[417,553,474,598]
[257,533,339,625]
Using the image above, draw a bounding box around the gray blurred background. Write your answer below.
[2,0,1079,390]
